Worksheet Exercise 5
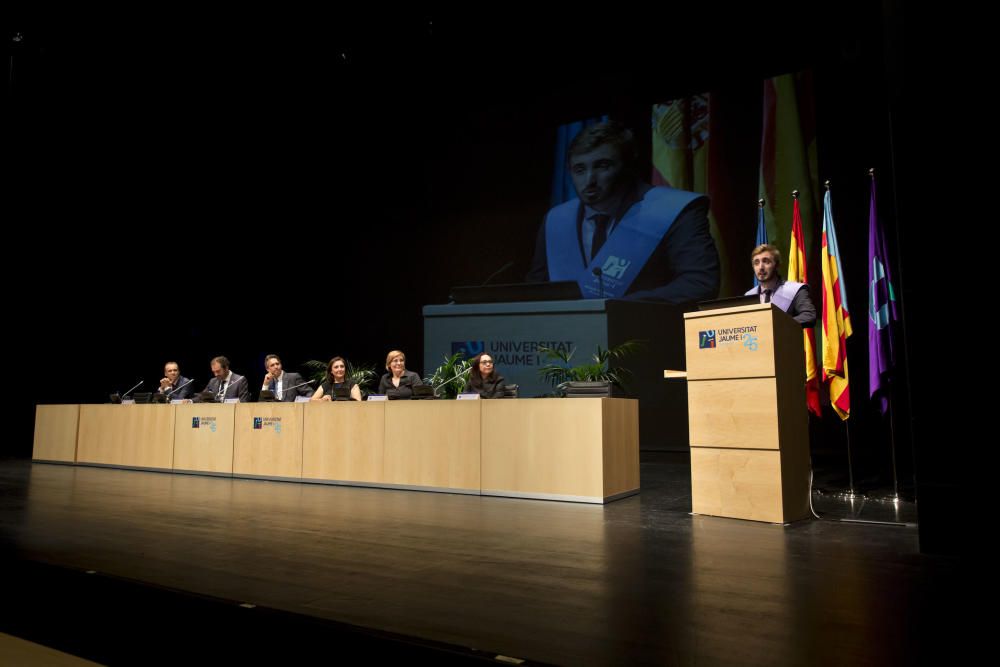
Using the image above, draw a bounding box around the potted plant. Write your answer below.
[537,340,644,396]
[423,351,472,399]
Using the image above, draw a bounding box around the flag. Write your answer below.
[820,189,852,420]
[758,72,819,283]
[787,197,821,416]
[868,173,898,414]
[753,202,768,287]
[652,94,734,292]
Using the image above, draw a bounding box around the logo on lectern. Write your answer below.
[192,417,200,428]
[253,417,263,429]
[699,330,717,348]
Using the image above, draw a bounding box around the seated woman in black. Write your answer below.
[465,353,507,398]
[311,356,362,402]
[377,350,424,399]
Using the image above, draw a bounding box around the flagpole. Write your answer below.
[843,412,857,498]
[823,179,858,499]
[870,167,902,504]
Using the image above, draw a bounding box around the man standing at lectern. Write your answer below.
[745,244,816,327]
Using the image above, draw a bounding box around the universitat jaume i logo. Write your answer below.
[699,330,716,348]
[602,256,631,279]
[451,340,485,357]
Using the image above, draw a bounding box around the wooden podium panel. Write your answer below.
[383,401,480,491]
[688,378,780,450]
[684,305,777,380]
[77,405,175,469]
[173,403,236,474]
[683,303,809,523]
[481,398,638,502]
[690,448,785,523]
[32,405,80,462]
[233,403,304,479]
[302,402,385,483]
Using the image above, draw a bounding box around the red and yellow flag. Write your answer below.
[787,197,821,416]
[820,189,852,420]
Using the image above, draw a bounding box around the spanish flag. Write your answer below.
[820,188,852,420]
[787,197,821,416]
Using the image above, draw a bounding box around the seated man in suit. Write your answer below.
[156,361,195,400]
[196,355,251,402]
[260,354,314,401]
[527,120,719,304]
[744,243,816,327]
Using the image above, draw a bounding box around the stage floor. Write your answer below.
[0,454,957,665]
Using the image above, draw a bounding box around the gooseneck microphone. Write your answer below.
[481,260,515,287]
[121,380,143,400]
[592,267,605,299]
[164,378,194,396]
[271,379,315,400]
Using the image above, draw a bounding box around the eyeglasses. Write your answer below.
[479,360,494,365]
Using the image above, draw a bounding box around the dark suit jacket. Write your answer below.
[198,372,251,402]
[527,183,720,304]
[265,372,314,402]
[377,371,424,399]
[466,373,507,399]
[159,376,195,401]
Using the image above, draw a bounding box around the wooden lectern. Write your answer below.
[681,303,811,523]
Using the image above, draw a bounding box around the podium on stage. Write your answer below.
[681,303,811,523]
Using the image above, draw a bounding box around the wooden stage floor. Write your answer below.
[0,454,960,665]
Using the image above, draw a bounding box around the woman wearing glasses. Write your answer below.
[377,350,424,399]
[465,353,507,398]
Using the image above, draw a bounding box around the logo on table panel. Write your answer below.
[601,256,631,279]
[699,330,716,348]
[253,417,283,433]
[451,340,485,357]
[192,416,218,432]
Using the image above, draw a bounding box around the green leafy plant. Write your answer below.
[537,340,644,395]
[423,351,472,399]
[303,359,378,396]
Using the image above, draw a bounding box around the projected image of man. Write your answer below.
[527,120,719,303]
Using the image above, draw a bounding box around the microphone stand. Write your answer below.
[593,267,605,299]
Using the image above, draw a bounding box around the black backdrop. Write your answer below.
[7,3,917,506]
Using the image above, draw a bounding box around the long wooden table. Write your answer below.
[33,399,639,504]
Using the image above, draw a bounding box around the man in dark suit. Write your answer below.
[156,361,195,400]
[260,354,314,401]
[527,120,719,304]
[196,355,251,403]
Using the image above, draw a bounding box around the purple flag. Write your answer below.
[868,174,898,413]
